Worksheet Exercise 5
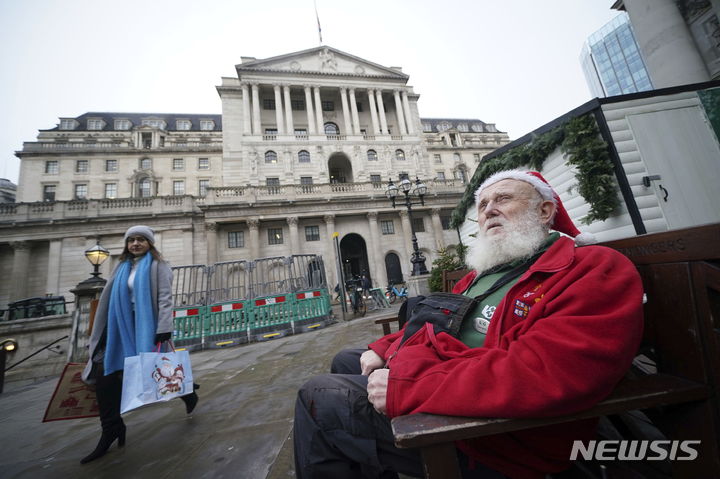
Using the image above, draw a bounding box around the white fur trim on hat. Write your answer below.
[475,169,556,204]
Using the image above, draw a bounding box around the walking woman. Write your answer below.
[80,225,199,464]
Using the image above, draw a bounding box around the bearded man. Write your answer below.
[294,170,644,479]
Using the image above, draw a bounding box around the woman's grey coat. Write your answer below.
[82,258,174,383]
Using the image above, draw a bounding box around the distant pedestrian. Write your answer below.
[80,225,199,464]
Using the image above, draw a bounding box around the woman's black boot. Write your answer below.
[81,372,126,464]
[180,383,200,414]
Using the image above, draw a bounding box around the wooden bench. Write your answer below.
[387,224,720,478]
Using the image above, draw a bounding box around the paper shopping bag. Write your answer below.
[43,363,99,422]
[120,350,193,414]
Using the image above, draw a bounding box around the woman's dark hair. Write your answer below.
[118,241,163,262]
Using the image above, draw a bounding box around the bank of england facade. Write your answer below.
[1,46,509,309]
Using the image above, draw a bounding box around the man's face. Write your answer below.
[476,179,550,237]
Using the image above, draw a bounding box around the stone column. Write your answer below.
[247,218,260,260]
[622,0,710,88]
[242,83,252,135]
[304,85,316,135]
[398,210,412,267]
[283,85,294,134]
[251,84,262,135]
[367,89,380,135]
[366,212,388,288]
[287,216,300,255]
[431,208,445,250]
[401,91,415,135]
[46,239,63,295]
[324,214,338,287]
[273,84,285,135]
[340,87,352,136]
[349,88,361,135]
[313,86,324,134]
[393,89,407,136]
[376,89,388,135]
[9,241,31,301]
[206,222,218,264]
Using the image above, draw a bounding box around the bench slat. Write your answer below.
[392,374,709,448]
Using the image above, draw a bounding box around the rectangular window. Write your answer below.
[380,220,395,235]
[305,225,320,242]
[198,157,209,170]
[76,160,88,173]
[300,176,313,193]
[268,227,283,245]
[266,177,280,194]
[43,185,56,202]
[370,174,382,188]
[412,217,425,232]
[173,180,185,195]
[199,120,215,131]
[263,99,276,110]
[74,184,88,199]
[173,158,184,171]
[321,100,334,111]
[294,129,307,137]
[105,159,118,172]
[264,128,278,136]
[87,119,104,130]
[436,171,446,180]
[198,179,209,197]
[141,119,167,129]
[473,153,481,163]
[291,99,305,110]
[176,120,192,130]
[228,231,245,248]
[45,160,59,174]
[60,119,76,130]
[434,154,442,163]
[441,215,452,230]
[114,119,131,130]
[105,183,117,199]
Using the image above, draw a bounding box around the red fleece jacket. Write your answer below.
[368,237,643,478]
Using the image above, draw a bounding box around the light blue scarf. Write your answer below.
[104,252,157,375]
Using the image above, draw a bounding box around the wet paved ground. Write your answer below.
[0,305,401,479]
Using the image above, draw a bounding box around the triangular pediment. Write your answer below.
[236,46,408,80]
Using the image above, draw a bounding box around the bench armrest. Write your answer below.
[392,374,708,449]
[374,315,399,336]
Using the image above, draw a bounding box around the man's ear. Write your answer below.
[539,200,556,226]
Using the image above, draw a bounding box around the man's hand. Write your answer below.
[367,368,389,415]
[360,349,385,375]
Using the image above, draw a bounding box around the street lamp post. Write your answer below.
[386,177,429,276]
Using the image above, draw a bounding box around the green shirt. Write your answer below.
[458,233,560,348]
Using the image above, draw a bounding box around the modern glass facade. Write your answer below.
[581,13,653,98]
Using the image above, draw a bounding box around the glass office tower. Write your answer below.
[581,12,653,98]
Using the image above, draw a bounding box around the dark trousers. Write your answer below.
[95,370,125,433]
[293,349,507,479]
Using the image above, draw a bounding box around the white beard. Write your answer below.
[466,209,549,275]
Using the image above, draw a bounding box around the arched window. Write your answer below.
[298,150,310,163]
[265,151,278,164]
[395,149,405,161]
[138,178,152,197]
[367,149,378,161]
[324,122,339,135]
[140,157,152,170]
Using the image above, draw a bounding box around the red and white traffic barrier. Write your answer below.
[210,302,244,312]
[255,296,286,306]
[173,308,199,318]
[296,291,322,300]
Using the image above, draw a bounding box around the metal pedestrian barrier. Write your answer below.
[170,255,331,350]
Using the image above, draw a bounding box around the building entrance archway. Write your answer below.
[385,252,403,285]
[339,233,370,284]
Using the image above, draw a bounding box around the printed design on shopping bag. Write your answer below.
[151,356,186,399]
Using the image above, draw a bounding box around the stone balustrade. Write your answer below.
[0,180,466,222]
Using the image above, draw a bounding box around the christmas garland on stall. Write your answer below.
[449,113,620,228]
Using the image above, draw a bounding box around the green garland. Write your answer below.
[450,113,619,228]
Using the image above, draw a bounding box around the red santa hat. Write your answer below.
[474,169,596,245]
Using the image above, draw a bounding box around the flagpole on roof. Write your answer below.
[314,0,323,45]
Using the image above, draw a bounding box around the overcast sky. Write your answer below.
[0,0,620,184]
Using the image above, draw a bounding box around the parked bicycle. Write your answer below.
[346,276,367,317]
[385,283,408,304]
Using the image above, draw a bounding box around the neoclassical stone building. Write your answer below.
[1,46,508,311]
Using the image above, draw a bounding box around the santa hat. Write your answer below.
[474,169,596,245]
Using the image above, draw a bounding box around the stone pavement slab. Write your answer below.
[0,307,400,479]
